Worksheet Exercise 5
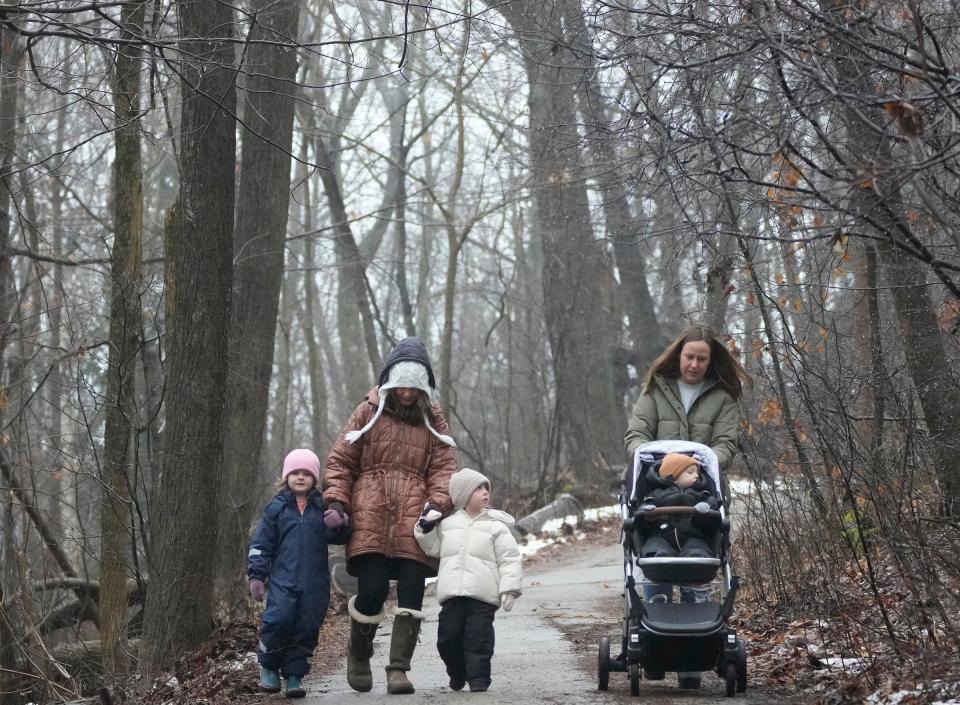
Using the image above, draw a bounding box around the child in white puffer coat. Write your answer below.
[414,468,522,692]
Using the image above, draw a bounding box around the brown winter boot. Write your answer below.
[385,607,424,694]
[347,596,384,692]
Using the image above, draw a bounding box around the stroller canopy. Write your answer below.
[630,441,725,515]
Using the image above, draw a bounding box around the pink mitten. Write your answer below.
[249,578,266,602]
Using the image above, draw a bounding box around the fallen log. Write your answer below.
[1,448,101,628]
[330,553,357,595]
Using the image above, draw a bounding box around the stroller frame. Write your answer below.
[598,441,748,697]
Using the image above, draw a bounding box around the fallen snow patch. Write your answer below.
[539,504,620,535]
[820,656,867,671]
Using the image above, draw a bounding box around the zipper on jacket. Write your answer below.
[387,421,406,557]
[458,518,473,594]
[298,503,306,589]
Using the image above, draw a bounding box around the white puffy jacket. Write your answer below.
[415,508,522,606]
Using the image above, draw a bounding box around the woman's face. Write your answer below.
[679,340,711,384]
[393,387,420,407]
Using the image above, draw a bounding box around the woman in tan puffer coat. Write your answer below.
[323,337,458,695]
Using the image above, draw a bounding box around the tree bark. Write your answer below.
[498,1,624,478]
[101,0,146,681]
[314,134,381,393]
[0,29,25,705]
[565,0,663,368]
[295,143,330,454]
[217,0,301,613]
[820,4,960,514]
[141,0,236,676]
[0,27,24,363]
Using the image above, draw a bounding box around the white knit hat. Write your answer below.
[449,468,490,509]
[344,361,456,447]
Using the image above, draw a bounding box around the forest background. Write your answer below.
[1,0,959,702]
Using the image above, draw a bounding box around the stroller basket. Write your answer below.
[642,601,725,636]
[636,557,721,584]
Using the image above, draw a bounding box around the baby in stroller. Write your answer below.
[639,453,720,560]
[598,441,747,698]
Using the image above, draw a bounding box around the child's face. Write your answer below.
[675,465,700,489]
[286,469,315,494]
[465,483,490,515]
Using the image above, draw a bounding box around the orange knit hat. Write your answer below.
[658,453,698,480]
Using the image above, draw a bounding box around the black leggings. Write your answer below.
[352,554,430,617]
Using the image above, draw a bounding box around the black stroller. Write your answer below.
[598,441,747,697]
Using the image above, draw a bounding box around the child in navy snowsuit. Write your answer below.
[248,449,350,698]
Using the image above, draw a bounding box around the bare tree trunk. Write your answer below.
[440,58,468,412]
[0,29,25,705]
[384,83,417,338]
[142,0,236,675]
[499,1,624,478]
[415,87,437,346]
[218,0,301,613]
[851,241,887,455]
[0,28,24,363]
[821,6,960,514]
[565,1,663,368]
[270,271,296,463]
[47,85,69,545]
[296,145,330,454]
[314,135,381,396]
[738,239,828,515]
[100,0,146,682]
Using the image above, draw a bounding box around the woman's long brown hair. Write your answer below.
[643,325,751,399]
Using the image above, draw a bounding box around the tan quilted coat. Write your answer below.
[323,387,458,576]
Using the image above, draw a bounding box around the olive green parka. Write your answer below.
[624,374,740,470]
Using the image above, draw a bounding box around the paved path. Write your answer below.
[304,536,771,704]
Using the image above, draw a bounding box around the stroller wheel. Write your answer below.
[629,663,640,696]
[598,637,610,691]
[724,663,736,697]
[736,639,748,692]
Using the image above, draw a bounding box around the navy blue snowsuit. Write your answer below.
[248,488,349,677]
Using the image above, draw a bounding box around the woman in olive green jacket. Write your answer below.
[624,325,750,689]
[625,325,749,472]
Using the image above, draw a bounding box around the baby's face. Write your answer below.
[675,465,699,489]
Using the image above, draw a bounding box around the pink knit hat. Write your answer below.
[282,449,321,484]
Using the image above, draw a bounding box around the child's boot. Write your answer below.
[284,675,306,698]
[347,596,384,692]
[259,666,281,693]
[386,607,424,694]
